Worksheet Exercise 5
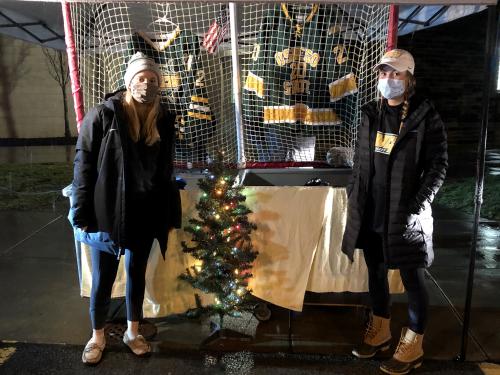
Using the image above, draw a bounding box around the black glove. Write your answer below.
[304,177,330,186]
[175,177,187,190]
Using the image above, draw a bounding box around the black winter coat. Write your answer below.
[71,91,181,257]
[341,96,448,269]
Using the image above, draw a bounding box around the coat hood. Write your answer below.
[103,90,126,110]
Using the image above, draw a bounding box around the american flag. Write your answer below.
[202,8,229,54]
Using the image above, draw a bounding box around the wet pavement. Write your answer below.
[0,200,499,374]
[486,149,500,176]
[0,342,489,375]
[1,146,500,372]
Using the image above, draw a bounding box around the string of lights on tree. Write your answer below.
[180,150,258,324]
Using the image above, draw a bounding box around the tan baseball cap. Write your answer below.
[374,49,415,75]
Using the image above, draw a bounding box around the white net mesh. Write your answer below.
[241,4,389,164]
[69,2,389,167]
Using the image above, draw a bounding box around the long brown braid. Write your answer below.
[399,72,416,133]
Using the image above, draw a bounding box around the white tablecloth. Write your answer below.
[79,187,403,317]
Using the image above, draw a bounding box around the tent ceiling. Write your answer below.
[0,1,490,50]
[0,2,65,49]
[398,4,486,34]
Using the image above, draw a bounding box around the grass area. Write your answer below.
[0,162,73,210]
[435,175,500,221]
[1,162,499,222]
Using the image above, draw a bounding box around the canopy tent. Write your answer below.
[0,1,490,50]
[0,2,64,49]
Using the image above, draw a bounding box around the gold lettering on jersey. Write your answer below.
[195,70,205,88]
[275,48,319,95]
[285,62,309,95]
[275,48,319,68]
[290,62,307,79]
[184,54,194,71]
[252,44,261,61]
[284,79,310,95]
[161,73,181,89]
[275,51,286,67]
[333,45,348,64]
[303,49,319,68]
[375,131,398,155]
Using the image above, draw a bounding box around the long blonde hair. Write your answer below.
[122,90,161,146]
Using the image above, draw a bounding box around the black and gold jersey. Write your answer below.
[129,30,216,159]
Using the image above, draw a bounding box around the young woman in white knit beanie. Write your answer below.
[70,52,181,365]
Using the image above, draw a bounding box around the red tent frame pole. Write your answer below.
[388,5,399,50]
[61,0,84,133]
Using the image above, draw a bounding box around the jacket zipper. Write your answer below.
[382,101,429,264]
[113,101,126,261]
[119,116,126,260]
[371,109,390,264]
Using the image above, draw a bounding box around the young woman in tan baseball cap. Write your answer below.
[342,49,448,375]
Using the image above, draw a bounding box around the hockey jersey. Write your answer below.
[128,30,216,161]
[242,3,360,161]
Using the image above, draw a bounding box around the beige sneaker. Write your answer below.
[81,339,105,365]
[123,331,151,356]
[352,314,391,358]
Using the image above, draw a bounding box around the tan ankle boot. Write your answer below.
[352,314,391,358]
[380,327,424,375]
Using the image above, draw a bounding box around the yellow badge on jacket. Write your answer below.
[375,131,398,155]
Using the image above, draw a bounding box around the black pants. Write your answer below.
[363,231,429,334]
[89,237,153,330]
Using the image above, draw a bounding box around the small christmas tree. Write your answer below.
[180,150,258,327]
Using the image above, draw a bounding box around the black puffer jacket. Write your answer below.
[341,96,448,269]
[71,91,181,257]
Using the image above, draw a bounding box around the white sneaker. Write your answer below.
[82,339,105,365]
[123,331,151,356]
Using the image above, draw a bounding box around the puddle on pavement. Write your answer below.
[477,224,500,268]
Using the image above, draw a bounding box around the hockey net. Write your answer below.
[68,2,389,167]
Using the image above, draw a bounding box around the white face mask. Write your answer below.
[377,78,405,99]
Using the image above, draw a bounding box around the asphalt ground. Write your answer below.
[1,165,500,373]
[0,341,490,375]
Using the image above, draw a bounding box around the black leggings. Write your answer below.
[363,231,429,334]
[89,237,153,330]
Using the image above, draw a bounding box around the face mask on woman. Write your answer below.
[131,82,159,104]
[377,78,405,99]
